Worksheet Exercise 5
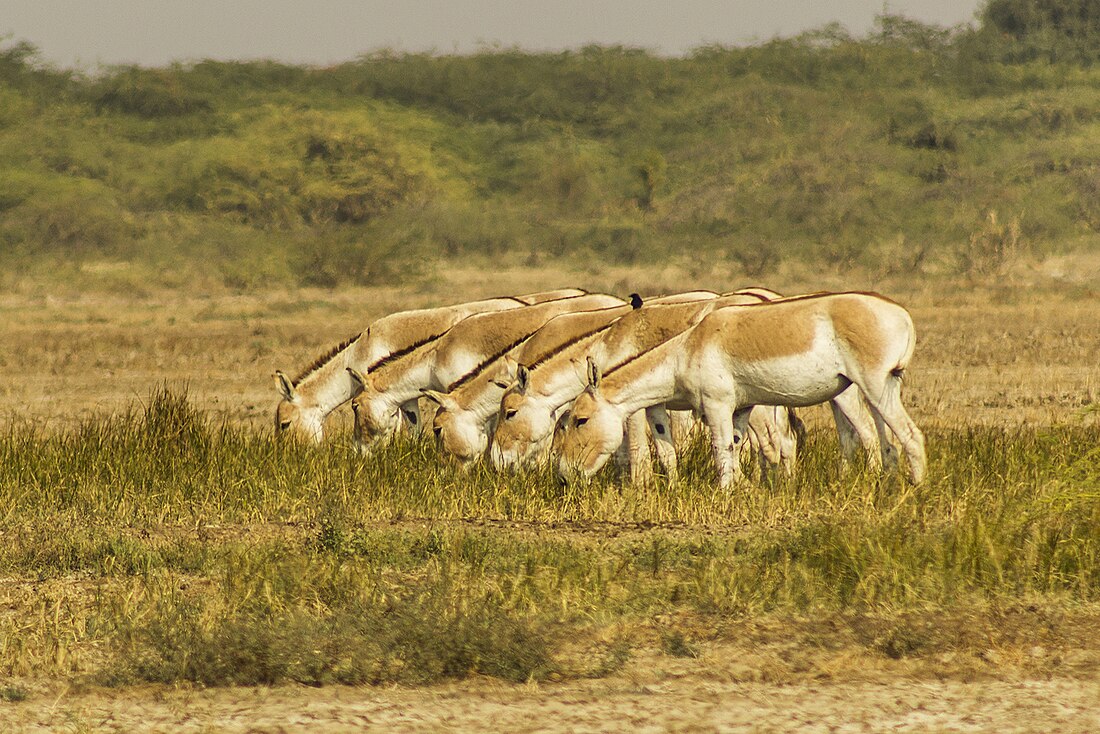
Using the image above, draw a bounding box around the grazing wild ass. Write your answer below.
[425,291,721,468]
[489,290,807,480]
[556,292,926,488]
[272,289,587,442]
[347,293,625,452]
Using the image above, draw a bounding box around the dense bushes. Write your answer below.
[2,10,1100,291]
[982,0,1100,62]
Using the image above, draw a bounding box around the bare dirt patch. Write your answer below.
[5,663,1100,733]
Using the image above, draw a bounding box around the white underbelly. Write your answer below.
[727,352,849,407]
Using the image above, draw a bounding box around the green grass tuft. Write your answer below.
[1,390,1098,684]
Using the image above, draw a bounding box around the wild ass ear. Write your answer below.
[585,356,602,390]
[489,358,517,389]
[515,364,530,394]
[420,389,456,410]
[346,367,369,396]
[274,371,296,402]
[629,292,643,309]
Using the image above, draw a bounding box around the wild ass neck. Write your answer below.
[529,331,608,410]
[600,332,687,417]
[368,344,439,406]
[291,337,363,417]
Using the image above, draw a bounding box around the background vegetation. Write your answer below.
[3,2,1100,293]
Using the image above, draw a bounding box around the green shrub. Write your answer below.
[5,20,1100,292]
[164,109,428,228]
[93,67,214,117]
[0,171,138,253]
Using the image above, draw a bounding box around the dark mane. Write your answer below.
[365,330,451,373]
[293,333,361,386]
[525,320,617,372]
[603,348,650,379]
[729,290,888,307]
[445,297,610,389]
[727,288,774,302]
[510,291,591,305]
[446,328,544,392]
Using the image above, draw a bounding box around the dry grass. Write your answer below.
[2,263,1096,432]
[0,265,1098,706]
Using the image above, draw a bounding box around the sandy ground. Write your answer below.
[6,673,1100,733]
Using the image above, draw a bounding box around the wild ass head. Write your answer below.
[489,362,562,469]
[555,358,627,482]
[346,367,407,453]
[273,371,326,443]
[421,389,489,465]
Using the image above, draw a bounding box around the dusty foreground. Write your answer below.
[6,672,1100,733]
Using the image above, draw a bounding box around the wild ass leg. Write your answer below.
[668,410,697,451]
[857,372,927,485]
[612,434,630,473]
[733,407,756,480]
[645,405,679,482]
[703,399,748,489]
[747,408,777,482]
[829,386,880,469]
[624,410,655,484]
[746,406,797,483]
[767,407,799,474]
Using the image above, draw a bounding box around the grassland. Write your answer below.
[2,7,1100,728]
[0,275,1097,716]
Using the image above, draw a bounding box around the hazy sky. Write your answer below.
[6,1,985,69]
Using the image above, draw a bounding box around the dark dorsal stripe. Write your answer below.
[524,319,619,372]
[602,290,887,379]
[728,288,774,302]
[293,333,362,386]
[446,327,547,392]
[369,295,605,386]
[512,292,592,306]
[445,297,615,389]
[603,347,653,379]
[731,290,895,307]
[365,329,452,373]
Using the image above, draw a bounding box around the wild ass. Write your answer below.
[424,291,721,469]
[347,293,626,451]
[556,292,926,487]
[489,290,800,479]
[273,288,588,442]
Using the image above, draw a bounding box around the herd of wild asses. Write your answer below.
[275,288,925,487]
